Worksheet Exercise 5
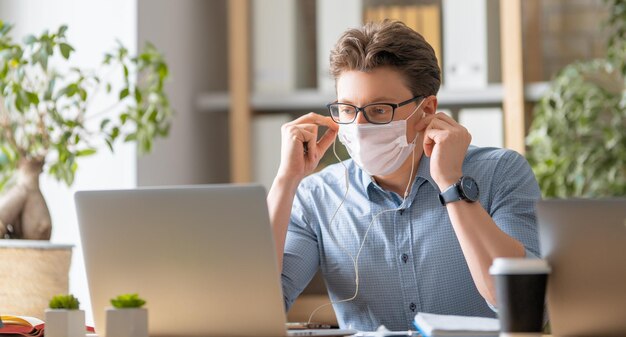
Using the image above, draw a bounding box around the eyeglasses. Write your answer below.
[327,96,424,124]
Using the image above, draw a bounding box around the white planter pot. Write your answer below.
[44,309,85,337]
[105,308,148,337]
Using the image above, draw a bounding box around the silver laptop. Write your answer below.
[537,199,626,337]
[75,184,356,337]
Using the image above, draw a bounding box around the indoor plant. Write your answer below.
[45,294,85,337]
[105,293,148,337]
[0,21,171,239]
[526,0,626,198]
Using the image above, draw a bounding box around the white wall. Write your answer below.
[0,0,138,323]
[136,0,230,186]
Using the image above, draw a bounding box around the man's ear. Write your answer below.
[422,95,438,116]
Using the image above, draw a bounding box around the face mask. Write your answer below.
[338,99,424,177]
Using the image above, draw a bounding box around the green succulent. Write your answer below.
[49,294,80,310]
[110,293,146,309]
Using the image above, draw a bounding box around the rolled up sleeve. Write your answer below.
[489,150,542,258]
[281,188,320,311]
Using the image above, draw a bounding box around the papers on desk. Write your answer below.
[0,315,95,337]
[413,312,499,337]
[0,316,45,337]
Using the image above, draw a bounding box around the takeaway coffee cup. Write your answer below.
[489,258,551,337]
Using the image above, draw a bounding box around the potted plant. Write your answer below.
[526,0,626,198]
[105,293,148,337]
[0,21,170,318]
[45,294,85,337]
[0,21,171,239]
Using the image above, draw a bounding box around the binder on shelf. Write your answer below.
[253,0,316,93]
[421,4,442,71]
[363,4,442,71]
[442,0,500,88]
[316,0,363,93]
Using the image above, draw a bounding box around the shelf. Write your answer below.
[196,82,550,113]
[524,82,551,102]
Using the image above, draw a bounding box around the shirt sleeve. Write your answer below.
[488,150,542,258]
[281,186,321,311]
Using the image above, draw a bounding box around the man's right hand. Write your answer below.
[276,112,339,183]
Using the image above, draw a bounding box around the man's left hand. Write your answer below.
[416,112,472,191]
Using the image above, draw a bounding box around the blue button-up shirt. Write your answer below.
[281,146,541,331]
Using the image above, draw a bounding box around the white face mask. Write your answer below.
[338,99,424,177]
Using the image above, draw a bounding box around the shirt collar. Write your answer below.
[415,154,439,191]
[359,153,440,200]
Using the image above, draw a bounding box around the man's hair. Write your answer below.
[329,20,441,97]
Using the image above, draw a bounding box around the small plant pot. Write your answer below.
[44,309,85,337]
[105,308,148,337]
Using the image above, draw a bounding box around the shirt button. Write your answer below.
[409,302,417,312]
[401,253,409,263]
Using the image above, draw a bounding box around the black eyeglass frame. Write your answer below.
[327,95,425,124]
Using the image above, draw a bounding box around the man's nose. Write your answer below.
[355,111,369,124]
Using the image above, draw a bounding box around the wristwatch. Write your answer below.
[438,176,479,206]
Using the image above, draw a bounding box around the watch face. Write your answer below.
[460,176,479,201]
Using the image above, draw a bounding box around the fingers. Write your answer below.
[316,127,338,155]
[433,112,458,126]
[416,112,457,131]
[287,112,338,131]
[282,112,339,160]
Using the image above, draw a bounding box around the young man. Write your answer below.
[267,20,540,331]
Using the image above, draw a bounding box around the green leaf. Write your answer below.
[59,43,74,59]
[157,63,168,79]
[119,88,129,100]
[100,118,111,130]
[76,149,96,157]
[23,35,37,45]
[148,109,158,122]
[124,133,137,142]
[103,53,113,65]
[38,48,48,70]
[15,95,24,112]
[26,91,39,105]
[44,77,56,100]
[105,139,114,152]
[111,126,120,140]
[61,131,72,143]
[79,88,87,101]
[58,25,68,36]
[134,86,142,103]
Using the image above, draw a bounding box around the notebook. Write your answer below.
[536,198,626,337]
[75,184,356,337]
[413,313,498,337]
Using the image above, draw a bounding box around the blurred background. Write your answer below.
[0,0,619,324]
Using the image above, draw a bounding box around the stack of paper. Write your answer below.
[413,312,499,337]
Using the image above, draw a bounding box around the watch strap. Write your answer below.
[439,182,463,206]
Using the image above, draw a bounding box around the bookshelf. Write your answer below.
[217,0,539,183]
[196,84,549,113]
